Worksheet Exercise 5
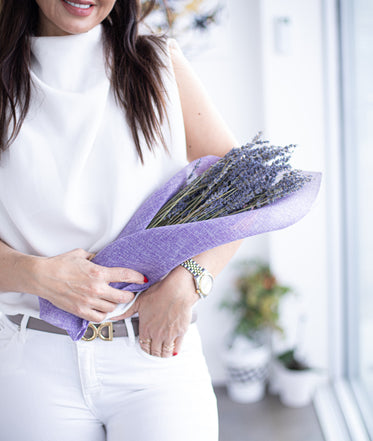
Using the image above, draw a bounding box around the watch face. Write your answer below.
[199,274,214,296]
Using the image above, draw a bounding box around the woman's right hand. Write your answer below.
[27,248,145,322]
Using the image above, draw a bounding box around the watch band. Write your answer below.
[180,258,214,300]
[180,258,205,277]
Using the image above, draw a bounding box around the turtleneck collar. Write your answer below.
[30,24,107,93]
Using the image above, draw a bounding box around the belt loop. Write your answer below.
[19,315,30,343]
[124,318,136,346]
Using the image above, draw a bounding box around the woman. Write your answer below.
[0,0,241,440]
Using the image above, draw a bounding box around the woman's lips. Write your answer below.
[61,0,95,17]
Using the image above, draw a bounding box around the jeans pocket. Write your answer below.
[135,340,180,363]
[134,323,200,363]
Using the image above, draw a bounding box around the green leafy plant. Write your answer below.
[221,260,292,340]
[277,349,310,371]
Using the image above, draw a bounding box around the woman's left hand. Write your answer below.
[110,266,200,357]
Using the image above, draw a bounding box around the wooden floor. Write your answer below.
[214,386,325,441]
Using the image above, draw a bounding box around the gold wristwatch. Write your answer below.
[180,258,214,299]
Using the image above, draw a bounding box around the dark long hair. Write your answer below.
[0,0,169,163]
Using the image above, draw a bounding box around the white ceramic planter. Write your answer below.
[270,359,317,407]
[223,336,270,403]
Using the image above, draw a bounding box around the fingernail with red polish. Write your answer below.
[144,276,149,283]
[173,352,178,356]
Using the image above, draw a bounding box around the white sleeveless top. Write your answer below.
[0,25,187,317]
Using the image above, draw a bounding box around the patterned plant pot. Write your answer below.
[223,336,271,403]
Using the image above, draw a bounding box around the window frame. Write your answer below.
[313,1,372,439]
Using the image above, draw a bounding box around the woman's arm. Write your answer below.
[0,239,146,322]
[114,41,244,357]
[0,240,41,294]
[169,39,238,160]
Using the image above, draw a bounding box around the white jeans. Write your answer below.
[0,314,218,441]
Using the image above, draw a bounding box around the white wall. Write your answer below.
[190,0,264,144]
[189,0,329,383]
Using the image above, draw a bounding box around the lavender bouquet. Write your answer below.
[147,133,311,227]
[39,133,321,340]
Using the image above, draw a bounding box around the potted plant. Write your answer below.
[271,348,317,407]
[221,260,292,403]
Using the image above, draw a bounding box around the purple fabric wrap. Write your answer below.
[39,155,322,340]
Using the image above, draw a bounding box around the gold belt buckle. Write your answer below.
[81,322,113,341]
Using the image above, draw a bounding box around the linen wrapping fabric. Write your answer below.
[39,155,322,340]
